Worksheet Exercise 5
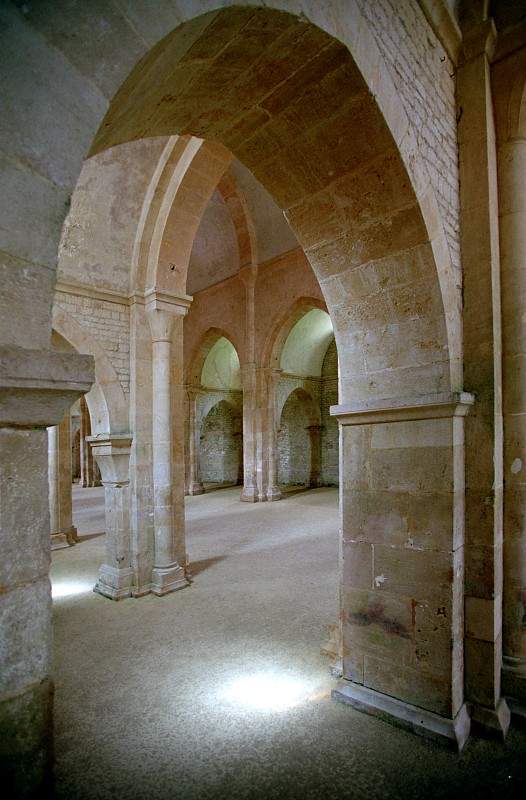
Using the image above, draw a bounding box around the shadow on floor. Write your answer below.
[187,555,227,578]
[77,531,105,542]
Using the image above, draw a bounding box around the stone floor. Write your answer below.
[50,485,526,799]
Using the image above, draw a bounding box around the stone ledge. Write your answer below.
[331,391,474,425]
[0,346,94,427]
[332,681,470,751]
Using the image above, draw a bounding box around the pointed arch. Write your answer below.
[52,305,129,435]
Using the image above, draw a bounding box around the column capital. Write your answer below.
[331,391,475,425]
[0,346,94,428]
[144,287,192,315]
[238,264,257,290]
[86,434,132,486]
[460,18,497,63]
[145,289,191,341]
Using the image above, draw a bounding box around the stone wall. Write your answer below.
[54,291,130,395]
[278,390,312,486]
[200,399,243,485]
[356,0,460,273]
[321,339,339,486]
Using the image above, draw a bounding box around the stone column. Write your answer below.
[146,289,191,596]
[500,135,526,707]
[186,387,204,495]
[457,19,510,737]
[48,412,77,550]
[239,266,258,502]
[0,346,93,795]
[306,424,322,488]
[79,395,96,487]
[266,368,282,501]
[332,392,473,750]
[87,435,134,600]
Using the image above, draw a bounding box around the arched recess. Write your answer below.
[199,397,243,487]
[90,6,457,403]
[263,296,328,372]
[186,327,243,388]
[52,306,129,435]
[278,386,321,488]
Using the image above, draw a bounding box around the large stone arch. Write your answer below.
[0,6,479,787]
[89,6,457,403]
[52,305,129,435]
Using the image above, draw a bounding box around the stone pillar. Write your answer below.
[265,368,282,501]
[306,424,322,488]
[48,412,77,550]
[146,289,190,596]
[500,136,526,707]
[87,435,134,600]
[79,395,97,487]
[457,19,510,737]
[0,346,93,795]
[331,392,473,750]
[240,363,258,502]
[239,266,258,502]
[186,387,204,495]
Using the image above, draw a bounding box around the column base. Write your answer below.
[93,565,134,601]
[332,681,471,751]
[240,486,259,503]
[151,563,188,596]
[187,483,205,496]
[503,655,526,705]
[470,698,511,739]
[508,697,526,727]
[266,486,282,501]
[50,526,77,550]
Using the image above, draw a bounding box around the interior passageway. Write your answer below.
[52,487,526,800]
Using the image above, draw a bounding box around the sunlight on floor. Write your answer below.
[51,579,94,599]
[219,670,318,712]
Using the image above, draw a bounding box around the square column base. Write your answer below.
[503,656,526,706]
[94,565,134,601]
[508,698,526,727]
[50,526,77,550]
[187,483,205,496]
[471,698,511,739]
[332,681,470,751]
[240,486,258,503]
[151,563,188,596]
[266,486,282,501]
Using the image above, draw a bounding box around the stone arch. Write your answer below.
[89,6,457,403]
[263,296,328,371]
[186,327,242,387]
[52,305,129,435]
[508,72,526,140]
[277,383,321,427]
[217,170,258,269]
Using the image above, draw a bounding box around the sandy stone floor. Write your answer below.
[51,486,526,800]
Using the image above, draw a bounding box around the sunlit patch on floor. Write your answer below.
[219,671,322,712]
[51,580,93,599]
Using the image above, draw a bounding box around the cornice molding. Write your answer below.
[331,391,474,426]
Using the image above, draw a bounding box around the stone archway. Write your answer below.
[0,5,475,791]
[78,7,468,742]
